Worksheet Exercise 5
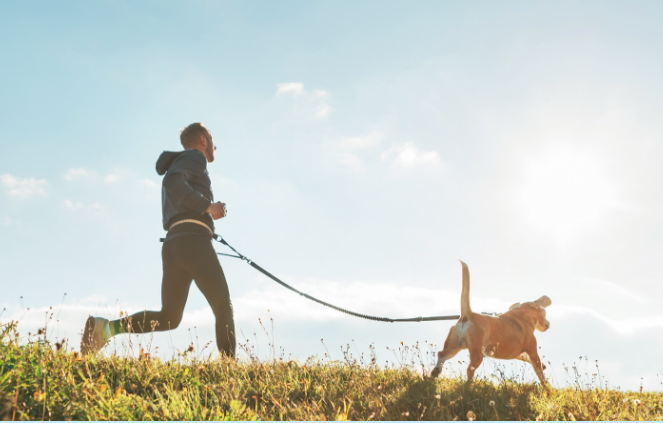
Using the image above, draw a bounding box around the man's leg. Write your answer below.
[178,237,236,357]
[81,242,193,354]
[109,242,193,336]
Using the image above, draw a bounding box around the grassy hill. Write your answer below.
[1,321,661,421]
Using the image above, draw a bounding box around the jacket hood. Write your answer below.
[156,151,185,175]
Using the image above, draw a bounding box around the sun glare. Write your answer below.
[513,147,617,246]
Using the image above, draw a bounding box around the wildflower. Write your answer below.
[467,411,476,421]
[401,411,409,417]
[489,400,495,407]
[435,394,441,400]
[633,399,641,405]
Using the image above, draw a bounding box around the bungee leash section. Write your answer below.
[212,234,474,323]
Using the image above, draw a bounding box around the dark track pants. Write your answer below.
[125,233,235,357]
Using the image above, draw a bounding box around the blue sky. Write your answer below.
[2,0,663,391]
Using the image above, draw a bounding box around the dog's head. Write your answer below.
[508,296,551,332]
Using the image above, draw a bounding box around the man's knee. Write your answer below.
[161,311,183,330]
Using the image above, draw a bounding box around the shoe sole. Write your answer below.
[81,316,97,354]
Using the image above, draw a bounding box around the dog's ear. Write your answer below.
[509,302,521,311]
[533,296,551,308]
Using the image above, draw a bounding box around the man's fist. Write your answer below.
[206,201,227,220]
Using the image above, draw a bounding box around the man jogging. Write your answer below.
[81,122,236,357]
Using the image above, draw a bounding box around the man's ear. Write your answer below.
[509,302,521,311]
[199,134,208,147]
[533,296,552,308]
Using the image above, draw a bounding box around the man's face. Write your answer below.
[203,131,216,163]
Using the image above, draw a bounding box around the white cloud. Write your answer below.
[1,216,14,225]
[64,168,95,181]
[275,82,305,97]
[380,141,444,169]
[0,173,48,198]
[63,199,83,211]
[104,173,120,183]
[312,89,328,99]
[275,82,332,118]
[337,133,384,152]
[315,104,332,117]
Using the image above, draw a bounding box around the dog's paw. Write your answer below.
[429,366,442,378]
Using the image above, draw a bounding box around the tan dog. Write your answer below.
[429,261,551,389]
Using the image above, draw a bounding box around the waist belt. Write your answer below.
[160,219,215,242]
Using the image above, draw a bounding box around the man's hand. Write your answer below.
[206,201,227,220]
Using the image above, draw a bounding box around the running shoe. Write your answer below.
[80,316,111,354]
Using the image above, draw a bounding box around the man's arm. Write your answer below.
[206,202,226,220]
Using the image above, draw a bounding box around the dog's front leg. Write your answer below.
[524,343,550,391]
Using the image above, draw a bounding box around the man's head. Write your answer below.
[180,122,216,162]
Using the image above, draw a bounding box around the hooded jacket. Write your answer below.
[156,149,214,232]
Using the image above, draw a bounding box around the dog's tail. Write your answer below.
[459,260,472,317]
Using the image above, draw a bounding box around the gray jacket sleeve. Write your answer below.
[162,155,211,214]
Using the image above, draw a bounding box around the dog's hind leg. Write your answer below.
[430,326,463,378]
[466,345,484,382]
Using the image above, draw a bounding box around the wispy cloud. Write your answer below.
[141,178,160,189]
[63,199,83,211]
[276,82,306,97]
[381,141,444,169]
[105,173,121,183]
[332,132,384,171]
[0,173,48,198]
[548,305,663,335]
[88,203,104,215]
[275,82,332,118]
[64,168,96,181]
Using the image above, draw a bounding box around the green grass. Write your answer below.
[1,321,662,421]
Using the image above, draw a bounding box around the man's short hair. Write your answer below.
[180,122,209,148]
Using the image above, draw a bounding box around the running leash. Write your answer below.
[212,234,468,323]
